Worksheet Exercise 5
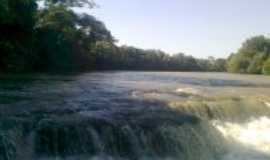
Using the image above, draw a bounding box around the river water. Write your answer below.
[1,72,270,160]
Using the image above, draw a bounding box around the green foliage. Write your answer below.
[196,57,227,72]
[43,0,95,8]
[210,58,227,72]
[246,53,267,74]
[93,45,227,72]
[239,36,270,56]
[227,53,250,73]
[36,5,78,71]
[0,0,247,73]
[263,58,270,75]
[36,5,114,71]
[227,36,270,75]
[0,0,37,72]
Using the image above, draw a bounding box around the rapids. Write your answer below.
[0,72,270,160]
[213,117,270,160]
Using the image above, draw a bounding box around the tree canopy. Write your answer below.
[263,58,270,75]
[2,0,266,74]
[0,0,110,72]
[0,0,37,71]
[227,36,270,75]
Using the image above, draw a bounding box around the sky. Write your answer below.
[83,0,270,58]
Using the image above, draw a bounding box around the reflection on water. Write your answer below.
[1,72,270,160]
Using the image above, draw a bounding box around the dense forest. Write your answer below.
[0,0,269,75]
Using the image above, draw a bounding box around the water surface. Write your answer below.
[1,72,270,160]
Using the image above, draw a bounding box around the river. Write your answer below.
[1,72,270,160]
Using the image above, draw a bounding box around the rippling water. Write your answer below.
[1,72,270,160]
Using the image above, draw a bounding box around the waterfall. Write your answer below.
[1,72,270,160]
[0,107,226,160]
[213,117,270,160]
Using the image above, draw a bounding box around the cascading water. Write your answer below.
[0,72,270,160]
[0,105,226,160]
[213,117,270,160]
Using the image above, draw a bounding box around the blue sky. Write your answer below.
[84,0,270,58]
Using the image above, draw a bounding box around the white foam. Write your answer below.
[213,117,270,157]
[264,102,270,108]
[175,87,198,95]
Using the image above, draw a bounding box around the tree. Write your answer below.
[0,0,38,72]
[246,52,267,74]
[227,36,270,74]
[36,2,113,71]
[263,58,270,75]
[0,0,232,73]
[36,5,78,71]
[42,0,96,8]
[212,58,227,72]
[239,36,270,57]
[227,53,250,73]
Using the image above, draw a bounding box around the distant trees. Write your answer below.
[92,45,227,72]
[2,1,269,75]
[227,36,270,75]
[195,57,227,72]
[212,58,227,72]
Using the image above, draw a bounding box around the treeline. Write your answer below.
[0,0,227,73]
[95,44,227,71]
[227,36,270,75]
[2,1,269,75]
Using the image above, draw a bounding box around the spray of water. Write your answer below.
[264,102,270,108]
[213,117,270,160]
